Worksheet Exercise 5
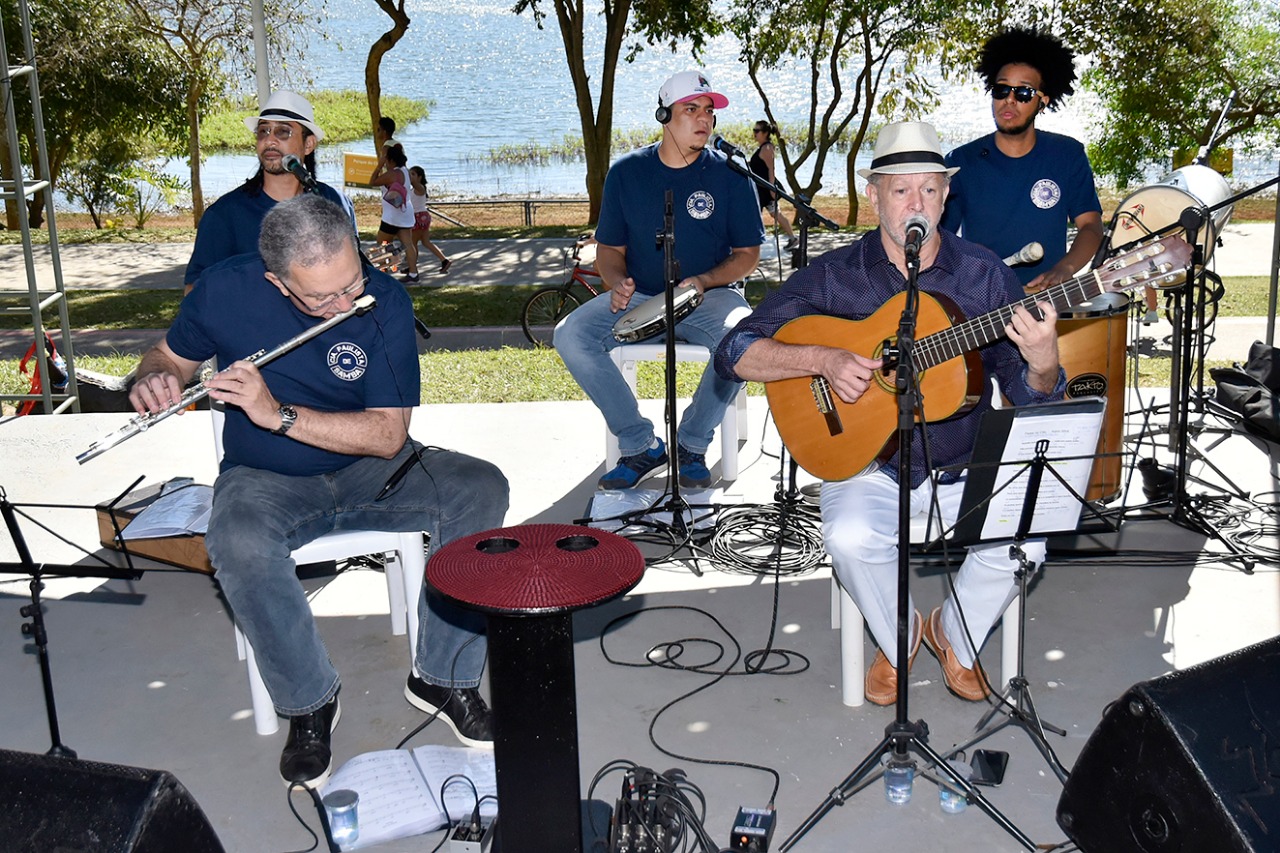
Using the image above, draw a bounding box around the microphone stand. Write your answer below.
[609,191,703,572]
[782,234,1035,852]
[722,149,838,504]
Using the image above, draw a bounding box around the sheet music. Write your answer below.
[980,408,1103,540]
[322,745,496,850]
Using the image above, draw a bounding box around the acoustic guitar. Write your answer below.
[766,237,1192,481]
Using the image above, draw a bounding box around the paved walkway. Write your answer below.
[1,223,1276,359]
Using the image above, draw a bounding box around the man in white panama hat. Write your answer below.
[716,120,1065,706]
[185,91,355,290]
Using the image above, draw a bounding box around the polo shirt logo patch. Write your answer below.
[327,342,367,381]
[1030,179,1061,210]
[686,190,714,220]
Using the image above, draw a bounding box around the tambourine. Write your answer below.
[611,287,703,343]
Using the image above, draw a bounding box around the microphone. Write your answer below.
[903,216,929,258]
[282,153,317,192]
[1002,241,1044,267]
[711,135,747,159]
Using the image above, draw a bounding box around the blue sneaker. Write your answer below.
[677,444,712,488]
[599,440,667,489]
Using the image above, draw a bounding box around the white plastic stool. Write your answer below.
[828,513,1018,707]
[605,343,748,482]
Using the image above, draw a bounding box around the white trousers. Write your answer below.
[820,468,1042,668]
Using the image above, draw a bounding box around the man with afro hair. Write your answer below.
[940,28,1104,293]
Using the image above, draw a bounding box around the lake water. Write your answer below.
[190,0,1277,203]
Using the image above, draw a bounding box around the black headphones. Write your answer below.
[655,98,671,124]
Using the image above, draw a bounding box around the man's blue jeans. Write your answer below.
[553,288,751,457]
[205,442,509,716]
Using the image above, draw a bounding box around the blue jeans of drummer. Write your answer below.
[206,442,510,716]
[554,288,751,457]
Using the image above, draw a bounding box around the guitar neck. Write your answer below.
[916,235,1190,370]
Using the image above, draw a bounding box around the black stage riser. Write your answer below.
[1057,635,1280,853]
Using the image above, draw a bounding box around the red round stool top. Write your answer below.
[426,524,644,616]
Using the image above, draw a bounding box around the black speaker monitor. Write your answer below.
[1057,635,1280,853]
[0,749,224,852]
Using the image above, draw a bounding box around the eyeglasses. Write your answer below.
[753,127,768,134]
[990,84,1041,103]
[286,273,367,311]
[255,124,297,142]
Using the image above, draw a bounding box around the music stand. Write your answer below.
[940,399,1106,784]
[1,483,144,757]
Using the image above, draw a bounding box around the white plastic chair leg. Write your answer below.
[399,531,425,655]
[235,622,280,736]
[830,573,1019,708]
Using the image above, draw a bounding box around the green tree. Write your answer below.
[512,0,718,224]
[0,0,187,228]
[727,0,967,226]
[123,0,312,224]
[1063,0,1280,187]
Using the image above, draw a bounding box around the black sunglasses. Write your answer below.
[990,84,1041,103]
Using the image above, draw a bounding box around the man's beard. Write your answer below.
[996,111,1037,137]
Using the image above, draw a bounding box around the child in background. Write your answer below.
[409,166,451,274]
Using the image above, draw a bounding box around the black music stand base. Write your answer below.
[946,556,1069,784]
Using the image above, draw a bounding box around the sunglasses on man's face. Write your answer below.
[990,84,1041,103]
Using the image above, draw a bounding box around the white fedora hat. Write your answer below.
[244,91,325,141]
[857,121,958,179]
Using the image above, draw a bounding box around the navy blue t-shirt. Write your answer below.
[940,131,1101,286]
[185,181,355,285]
[167,253,420,477]
[594,144,764,295]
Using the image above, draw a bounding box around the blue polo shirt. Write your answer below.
[185,181,355,285]
[940,131,1101,286]
[595,144,764,295]
[167,253,419,477]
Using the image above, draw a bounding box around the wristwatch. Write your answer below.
[272,404,298,436]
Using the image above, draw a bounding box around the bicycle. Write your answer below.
[521,233,604,346]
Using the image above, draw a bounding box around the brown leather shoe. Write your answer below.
[922,606,991,701]
[864,610,923,706]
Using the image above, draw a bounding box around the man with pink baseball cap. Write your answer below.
[555,70,763,491]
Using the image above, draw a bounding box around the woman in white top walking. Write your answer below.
[370,144,419,282]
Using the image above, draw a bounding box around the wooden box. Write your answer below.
[96,481,213,574]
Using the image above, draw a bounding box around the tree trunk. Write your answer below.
[368,1,411,153]
[0,120,17,230]
[553,0,629,224]
[188,86,204,226]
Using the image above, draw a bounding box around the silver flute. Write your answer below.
[77,294,377,465]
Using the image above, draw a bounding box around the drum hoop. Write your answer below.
[612,288,703,343]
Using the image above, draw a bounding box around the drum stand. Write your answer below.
[1112,204,1258,571]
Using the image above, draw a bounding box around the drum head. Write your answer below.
[1060,290,1130,318]
[1110,165,1232,257]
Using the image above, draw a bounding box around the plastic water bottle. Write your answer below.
[323,789,360,847]
[883,756,915,804]
[938,759,973,814]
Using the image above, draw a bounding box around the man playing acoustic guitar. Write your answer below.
[714,121,1066,705]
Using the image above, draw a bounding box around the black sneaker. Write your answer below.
[598,439,667,489]
[279,693,340,788]
[677,443,712,488]
[404,674,494,748]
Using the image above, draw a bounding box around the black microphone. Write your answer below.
[282,153,317,192]
[903,215,929,258]
[711,135,747,159]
